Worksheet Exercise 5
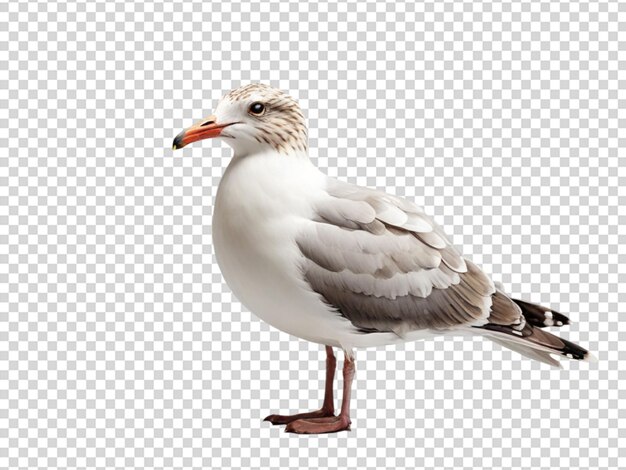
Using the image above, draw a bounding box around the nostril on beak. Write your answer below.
[200,119,215,127]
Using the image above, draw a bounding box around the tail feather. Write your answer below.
[488,336,562,368]
[479,321,590,359]
[474,295,592,366]
[527,326,590,360]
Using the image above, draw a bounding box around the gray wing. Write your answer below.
[297,179,523,335]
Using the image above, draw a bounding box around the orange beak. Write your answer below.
[172,115,237,150]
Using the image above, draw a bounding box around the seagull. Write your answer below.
[172,83,593,434]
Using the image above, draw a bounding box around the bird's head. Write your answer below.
[172,83,308,157]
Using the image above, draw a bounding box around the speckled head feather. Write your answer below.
[220,83,308,155]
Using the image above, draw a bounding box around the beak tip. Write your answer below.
[172,132,185,151]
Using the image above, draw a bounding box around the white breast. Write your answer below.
[211,152,352,346]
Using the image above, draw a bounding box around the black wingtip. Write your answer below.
[512,298,570,328]
[554,333,590,361]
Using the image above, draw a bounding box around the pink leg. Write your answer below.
[285,352,355,434]
[264,346,336,425]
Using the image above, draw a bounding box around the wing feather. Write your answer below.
[297,179,500,334]
[415,231,447,249]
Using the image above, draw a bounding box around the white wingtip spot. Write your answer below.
[584,352,598,363]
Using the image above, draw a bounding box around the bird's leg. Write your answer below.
[285,352,355,434]
[264,345,336,425]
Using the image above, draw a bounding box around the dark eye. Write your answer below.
[248,102,265,115]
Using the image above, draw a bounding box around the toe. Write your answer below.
[264,414,289,425]
[263,408,335,426]
[285,416,350,434]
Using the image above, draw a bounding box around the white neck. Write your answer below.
[216,148,325,218]
[233,148,310,161]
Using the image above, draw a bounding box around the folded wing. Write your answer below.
[296,179,524,335]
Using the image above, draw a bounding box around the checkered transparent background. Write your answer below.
[1,0,625,469]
